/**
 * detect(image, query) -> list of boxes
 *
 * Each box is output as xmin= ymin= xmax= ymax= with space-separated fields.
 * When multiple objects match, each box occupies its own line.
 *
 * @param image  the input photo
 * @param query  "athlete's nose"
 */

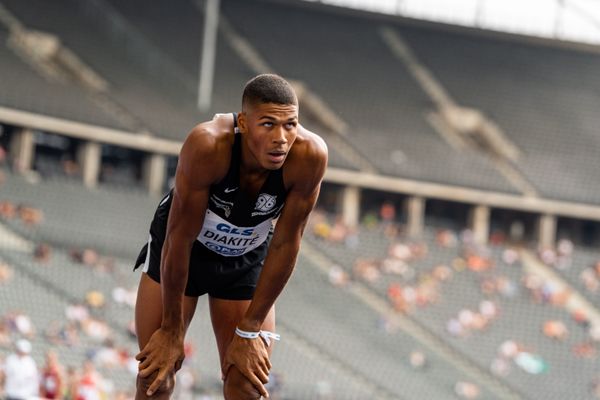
xmin=272 ymin=126 xmax=287 ymax=144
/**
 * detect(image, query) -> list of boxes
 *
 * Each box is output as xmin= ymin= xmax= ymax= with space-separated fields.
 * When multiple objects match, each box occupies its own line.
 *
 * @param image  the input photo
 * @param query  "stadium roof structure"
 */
xmin=303 ymin=0 xmax=600 ymax=45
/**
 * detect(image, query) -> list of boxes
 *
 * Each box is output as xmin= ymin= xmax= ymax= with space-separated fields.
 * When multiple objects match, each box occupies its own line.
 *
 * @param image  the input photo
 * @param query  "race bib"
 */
xmin=197 ymin=209 xmax=272 ymax=257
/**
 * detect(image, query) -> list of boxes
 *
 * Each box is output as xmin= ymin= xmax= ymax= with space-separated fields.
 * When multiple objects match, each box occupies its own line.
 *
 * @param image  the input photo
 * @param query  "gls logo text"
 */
xmin=216 ymin=223 xmax=254 ymax=236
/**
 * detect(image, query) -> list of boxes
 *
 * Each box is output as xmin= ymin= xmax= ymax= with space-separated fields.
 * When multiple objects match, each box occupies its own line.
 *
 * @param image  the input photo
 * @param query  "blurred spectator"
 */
xmin=436 ymin=229 xmax=457 ymax=248
xmin=454 ymin=381 xmax=480 ymax=399
xmin=465 ymin=251 xmax=493 ymax=272
xmin=6 ymin=311 xmax=35 ymax=338
xmin=381 ymin=257 xmax=412 ymax=278
xmin=514 ymin=352 xmax=548 ymax=374
xmin=85 ymin=290 xmax=105 ymax=309
xmin=379 ymin=201 xmax=396 ymax=223
xmin=328 ymin=264 xmax=349 ymax=288
xmin=573 ymin=341 xmax=597 ymax=359
xmin=388 ymin=242 xmax=412 ymax=261
xmin=4 ymin=339 xmax=39 ymax=399
xmin=571 ymin=309 xmax=590 ymax=328
xmin=17 ymin=204 xmax=44 ymax=226
xmin=62 ymin=159 xmax=80 ymax=176
xmin=328 ymin=217 xmax=349 ymax=243
xmin=64 ymin=366 xmax=80 ymax=400
xmin=0 ymin=201 xmax=16 ymax=219
xmin=489 ymin=230 xmax=506 ymax=246
xmin=92 ymin=339 xmax=121 ymax=369
xmin=361 ymin=211 xmax=378 ymax=229
xmin=580 ymin=267 xmax=599 ymax=293
xmin=82 ymin=318 xmax=111 ymax=342
xmin=70 ymin=248 xmax=100 ymax=268
xmin=446 ymin=317 xmax=465 ymax=337
xmin=312 ymin=219 xmax=331 ymax=240
xmin=0 ymin=320 xmax=10 ymax=348
xmin=112 ymin=286 xmax=136 ymax=308
xmin=433 ymin=264 xmax=452 ymax=282
xmin=409 ymin=350 xmax=427 ymax=370
xmin=33 ymin=243 xmax=52 ymax=264
xmin=66 ymin=303 xmax=89 ymax=323
xmin=543 ymin=320 xmax=568 ymax=341
xmin=40 ymin=349 xmax=64 ymax=399
xmin=479 ymin=300 xmax=499 ymax=320
xmin=353 ymin=259 xmax=380 ymax=283
xmin=0 ymin=261 xmax=13 ymax=284
xmin=75 ymin=360 xmax=103 ymax=400
xmin=501 ymin=248 xmax=519 ymax=265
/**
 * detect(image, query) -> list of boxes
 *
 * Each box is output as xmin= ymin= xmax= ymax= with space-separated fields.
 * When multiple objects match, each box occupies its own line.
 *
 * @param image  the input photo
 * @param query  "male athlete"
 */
xmin=133 ymin=74 xmax=328 ymax=399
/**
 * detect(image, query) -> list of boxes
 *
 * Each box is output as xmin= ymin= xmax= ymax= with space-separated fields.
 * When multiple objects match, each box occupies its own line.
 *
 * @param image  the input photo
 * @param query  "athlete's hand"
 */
xmin=223 ymin=333 xmax=271 ymax=398
xmin=136 ymin=328 xmax=185 ymax=397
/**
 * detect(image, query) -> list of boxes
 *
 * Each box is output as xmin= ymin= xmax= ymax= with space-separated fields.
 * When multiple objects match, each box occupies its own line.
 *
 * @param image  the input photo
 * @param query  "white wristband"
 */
xmin=235 ymin=327 xmax=281 ymax=347
xmin=235 ymin=327 xmax=260 ymax=339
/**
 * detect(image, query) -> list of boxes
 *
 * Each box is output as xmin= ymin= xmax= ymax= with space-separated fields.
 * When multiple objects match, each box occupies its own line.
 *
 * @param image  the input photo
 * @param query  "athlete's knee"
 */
xmin=223 ymin=366 xmax=262 ymax=400
xmin=136 ymin=369 xmax=176 ymax=399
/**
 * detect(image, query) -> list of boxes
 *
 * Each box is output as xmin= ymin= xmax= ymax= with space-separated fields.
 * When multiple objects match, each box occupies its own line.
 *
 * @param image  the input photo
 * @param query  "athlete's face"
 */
xmin=239 ymin=102 xmax=299 ymax=170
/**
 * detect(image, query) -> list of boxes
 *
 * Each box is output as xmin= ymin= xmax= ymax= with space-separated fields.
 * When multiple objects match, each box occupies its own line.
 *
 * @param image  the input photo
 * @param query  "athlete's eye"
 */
xmin=262 ymin=122 xmax=273 ymax=128
xmin=284 ymin=122 xmax=297 ymax=129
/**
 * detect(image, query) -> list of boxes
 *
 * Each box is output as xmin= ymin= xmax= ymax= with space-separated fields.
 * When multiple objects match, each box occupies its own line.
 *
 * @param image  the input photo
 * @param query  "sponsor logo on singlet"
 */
xmin=210 ymin=194 xmax=233 ymax=218
xmin=252 ymin=193 xmax=282 ymax=217
xmin=197 ymin=209 xmax=273 ymax=257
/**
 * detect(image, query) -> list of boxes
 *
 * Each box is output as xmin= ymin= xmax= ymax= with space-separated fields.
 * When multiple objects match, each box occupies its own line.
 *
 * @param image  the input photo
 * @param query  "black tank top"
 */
xmin=195 ymin=113 xmax=288 ymax=257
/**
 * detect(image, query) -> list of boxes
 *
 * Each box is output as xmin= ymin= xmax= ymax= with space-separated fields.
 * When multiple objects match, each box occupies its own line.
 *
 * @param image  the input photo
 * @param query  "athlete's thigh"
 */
xmin=208 ymin=297 xmax=276 ymax=365
xmin=135 ymin=272 xmax=199 ymax=349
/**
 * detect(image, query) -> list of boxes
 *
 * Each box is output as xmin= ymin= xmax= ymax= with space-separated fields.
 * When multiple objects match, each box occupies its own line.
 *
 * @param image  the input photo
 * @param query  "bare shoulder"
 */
xmin=179 ymin=114 xmax=236 ymax=186
xmin=284 ymin=125 xmax=328 ymax=190
xmin=289 ymin=125 xmax=327 ymax=165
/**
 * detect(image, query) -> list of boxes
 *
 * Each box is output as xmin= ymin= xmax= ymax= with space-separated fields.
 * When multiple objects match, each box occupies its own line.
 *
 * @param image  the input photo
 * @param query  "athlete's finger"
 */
xmin=135 ymin=348 xmax=149 ymax=361
xmin=258 ymin=360 xmax=270 ymax=378
xmin=138 ymin=364 xmax=155 ymax=378
xmin=266 ymin=357 xmax=272 ymax=370
xmin=256 ymin=368 xmax=269 ymax=384
xmin=147 ymin=368 xmax=168 ymax=397
xmin=138 ymin=356 xmax=152 ymax=371
xmin=247 ymin=373 xmax=269 ymax=398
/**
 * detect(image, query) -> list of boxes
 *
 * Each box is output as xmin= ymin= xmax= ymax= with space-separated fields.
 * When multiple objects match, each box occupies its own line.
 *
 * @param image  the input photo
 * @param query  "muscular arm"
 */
xmin=136 ymin=122 xmax=229 ymax=395
xmin=240 ymin=136 xmax=328 ymax=332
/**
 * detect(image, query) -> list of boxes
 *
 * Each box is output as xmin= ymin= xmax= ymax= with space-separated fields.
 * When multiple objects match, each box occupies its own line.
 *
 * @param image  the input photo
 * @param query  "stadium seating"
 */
xmin=0 ymin=30 xmax=128 ymax=130
xmin=394 ymin=24 xmax=600 ymax=204
xmin=304 ymin=213 xmax=600 ymax=400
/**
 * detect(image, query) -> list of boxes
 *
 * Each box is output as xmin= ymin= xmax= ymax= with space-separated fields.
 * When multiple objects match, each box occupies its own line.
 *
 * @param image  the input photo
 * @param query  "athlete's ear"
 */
xmin=237 ymin=112 xmax=247 ymax=134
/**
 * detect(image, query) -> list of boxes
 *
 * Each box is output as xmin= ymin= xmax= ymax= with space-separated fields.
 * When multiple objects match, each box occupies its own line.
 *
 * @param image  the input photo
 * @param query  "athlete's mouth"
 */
xmin=268 ymin=150 xmax=287 ymax=163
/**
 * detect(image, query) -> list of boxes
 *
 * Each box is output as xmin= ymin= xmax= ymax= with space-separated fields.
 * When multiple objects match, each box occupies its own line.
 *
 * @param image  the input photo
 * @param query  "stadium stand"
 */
xmin=305 ymin=211 xmax=600 ymax=400
xmin=393 ymin=24 xmax=600 ymax=204
xmin=0 ymin=175 xmax=503 ymax=399
xmin=0 ymin=30 xmax=129 ymax=130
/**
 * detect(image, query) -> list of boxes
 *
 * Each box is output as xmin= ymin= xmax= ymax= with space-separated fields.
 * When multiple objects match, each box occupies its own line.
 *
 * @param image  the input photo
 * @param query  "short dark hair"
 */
xmin=242 ymin=74 xmax=298 ymax=110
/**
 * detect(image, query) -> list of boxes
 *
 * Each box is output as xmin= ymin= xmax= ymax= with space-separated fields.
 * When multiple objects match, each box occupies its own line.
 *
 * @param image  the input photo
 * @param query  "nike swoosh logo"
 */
xmin=224 ymin=187 xmax=238 ymax=193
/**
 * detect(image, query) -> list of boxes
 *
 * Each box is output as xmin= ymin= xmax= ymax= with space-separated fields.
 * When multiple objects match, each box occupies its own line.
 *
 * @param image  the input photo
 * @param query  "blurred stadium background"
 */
xmin=1 ymin=0 xmax=600 ymax=398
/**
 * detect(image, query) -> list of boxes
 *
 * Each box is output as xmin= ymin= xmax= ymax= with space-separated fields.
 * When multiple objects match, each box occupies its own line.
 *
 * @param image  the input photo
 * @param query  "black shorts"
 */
xmin=134 ymin=192 xmax=270 ymax=300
